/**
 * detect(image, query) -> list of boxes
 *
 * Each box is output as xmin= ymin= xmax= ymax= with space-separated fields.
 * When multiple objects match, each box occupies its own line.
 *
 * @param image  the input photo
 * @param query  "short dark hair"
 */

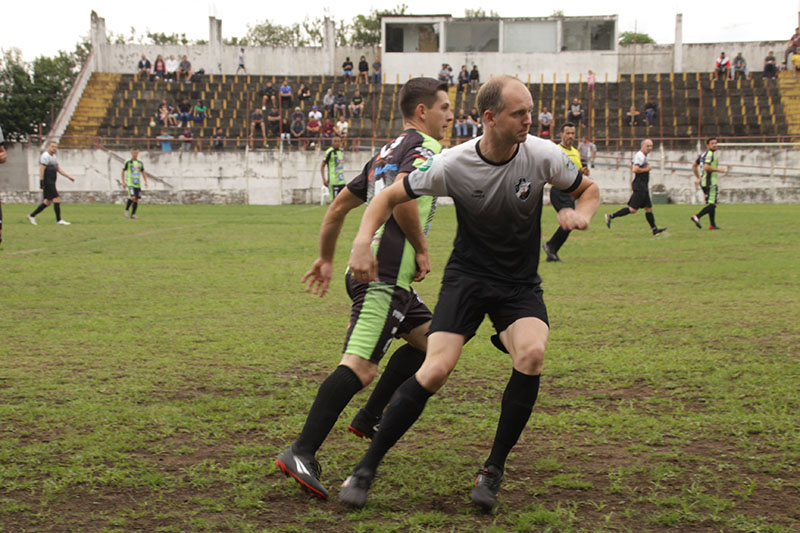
xmin=561 ymin=122 xmax=576 ymax=132
xmin=706 ymin=136 xmax=717 ymax=145
xmin=398 ymin=78 xmax=448 ymax=119
xmin=477 ymin=75 xmax=520 ymax=116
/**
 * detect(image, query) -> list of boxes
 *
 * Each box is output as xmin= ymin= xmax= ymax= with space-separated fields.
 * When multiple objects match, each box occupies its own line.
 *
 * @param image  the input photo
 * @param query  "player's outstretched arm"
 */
xmin=388 ymin=172 xmax=430 ymax=282
xmin=559 ymin=177 xmax=599 ymax=231
xmin=302 ymin=187 xmax=363 ymax=297
xmin=350 ymin=178 xmax=413 ymax=283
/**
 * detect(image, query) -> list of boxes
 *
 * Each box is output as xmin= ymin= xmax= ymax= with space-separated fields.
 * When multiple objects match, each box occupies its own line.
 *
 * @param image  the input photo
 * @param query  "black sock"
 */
xmin=363 ymin=344 xmax=426 ymax=418
xmin=548 ymin=227 xmax=571 ymax=253
xmin=708 ymin=205 xmax=717 ymax=226
xmin=31 ymin=203 xmax=48 ymax=217
xmin=645 ymin=212 xmax=656 ymax=229
xmin=485 ymin=370 xmax=541 ymax=471
xmin=611 ymin=207 xmax=630 ymax=219
xmin=293 ymin=365 xmax=364 ymax=457
xmin=54 ymin=203 xmax=61 ymax=221
xmin=132 ymin=202 xmax=139 ymax=215
xmin=125 ymin=199 xmax=132 ymax=211
xmin=696 ymin=204 xmax=714 ymax=219
xmin=357 ymin=375 xmax=433 ymax=473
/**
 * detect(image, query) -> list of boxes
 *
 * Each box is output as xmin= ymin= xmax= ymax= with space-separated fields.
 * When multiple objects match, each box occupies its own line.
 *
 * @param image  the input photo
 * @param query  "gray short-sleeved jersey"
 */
xmin=405 ymin=135 xmax=581 ymax=285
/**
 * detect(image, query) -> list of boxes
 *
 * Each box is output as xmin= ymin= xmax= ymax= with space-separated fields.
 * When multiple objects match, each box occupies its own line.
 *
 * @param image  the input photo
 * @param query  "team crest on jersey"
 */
xmin=562 ymin=151 xmax=578 ymax=174
xmin=418 ymin=157 xmax=434 ymax=172
xmin=515 ymin=178 xmax=531 ymax=200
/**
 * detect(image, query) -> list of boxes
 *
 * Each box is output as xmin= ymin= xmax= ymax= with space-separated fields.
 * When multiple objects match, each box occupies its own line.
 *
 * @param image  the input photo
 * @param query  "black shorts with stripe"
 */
xmin=627 ymin=189 xmax=652 ymax=209
xmin=128 ymin=186 xmax=142 ymax=199
xmin=43 ymin=178 xmax=59 ymax=200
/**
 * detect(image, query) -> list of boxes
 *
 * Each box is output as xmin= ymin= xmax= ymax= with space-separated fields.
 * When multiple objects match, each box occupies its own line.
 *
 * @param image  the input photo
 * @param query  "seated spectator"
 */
xmin=357 ymin=56 xmax=369 ymax=84
xmin=342 ymin=57 xmax=354 ymax=84
xmin=178 ymin=55 xmax=192 ymax=81
xmin=308 ymin=105 xmax=322 ymax=123
xmin=306 ymin=115 xmax=321 ymax=147
xmin=587 ymin=69 xmax=596 ymax=91
xmin=786 ymin=27 xmax=800 ymax=69
xmin=212 ymin=128 xmax=224 ymax=151
xmin=371 ymin=56 xmax=382 ymax=84
xmin=320 ymin=117 xmax=334 ymax=145
xmin=467 ymin=107 xmax=481 ymax=138
xmin=644 ymin=96 xmax=657 ymax=127
xmin=469 ymin=65 xmax=480 ymax=93
xmin=349 ymin=90 xmax=364 ymax=117
xmin=250 ymin=108 xmax=266 ymax=145
xmin=733 ymin=53 xmax=750 ymax=80
xmin=290 ymin=117 xmax=307 ymax=149
xmin=438 ymin=63 xmax=449 ymax=84
xmin=157 ymin=129 xmax=173 ymax=152
xmin=137 ymin=55 xmax=151 ymax=79
xmin=280 ymin=117 xmax=291 ymax=145
xmin=457 ymin=65 xmax=469 ymax=93
xmin=165 ymin=55 xmax=179 ymax=81
xmin=322 ymin=88 xmax=335 ymax=117
xmin=180 ymin=128 xmax=194 ymax=151
xmin=279 ymin=79 xmax=292 ymax=110
xmin=438 ymin=64 xmax=454 ymax=86
xmin=626 ymin=105 xmax=641 ymax=126
xmin=297 ymin=83 xmax=311 ymax=103
xmin=567 ymin=98 xmax=584 ymax=125
xmin=764 ymin=51 xmax=778 ymax=79
xmin=192 ymin=100 xmax=210 ymax=122
xmin=333 ymin=89 xmax=347 ymax=118
xmin=291 ymin=106 xmax=305 ymax=124
xmin=267 ymin=106 xmax=281 ymax=137
xmin=715 ymin=52 xmax=730 ymax=80
xmin=537 ymin=106 xmax=552 ymax=138
xmin=177 ymin=99 xmax=193 ymax=126
xmin=334 ymin=117 xmax=349 ymax=140
xmin=153 ymin=55 xmax=166 ymax=79
xmin=157 ymin=100 xmax=178 ymax=127
xmin=454 ymin=108 xmax=468 ymax=139
xmin=262 ymin=81 xmax=276 ymax=110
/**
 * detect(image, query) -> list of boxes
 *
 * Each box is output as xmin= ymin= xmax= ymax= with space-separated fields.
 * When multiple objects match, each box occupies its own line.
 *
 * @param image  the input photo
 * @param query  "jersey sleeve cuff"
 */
xmin=403 ymin=174 xmax=421 ymax=199
xmin=560 ymin=172 xmax=583 ymax=193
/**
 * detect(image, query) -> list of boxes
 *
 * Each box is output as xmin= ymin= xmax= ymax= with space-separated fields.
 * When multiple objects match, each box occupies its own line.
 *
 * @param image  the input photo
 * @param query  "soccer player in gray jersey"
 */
xmin=339 ymin=76 xmax=600 ymax=512
xmin=603 ymin=139 xmax=666 ymax=235
xmin=275 ymin=78 xmax=453 ymax=500
xmin=28 ymin=141 xmax=76 ymax=226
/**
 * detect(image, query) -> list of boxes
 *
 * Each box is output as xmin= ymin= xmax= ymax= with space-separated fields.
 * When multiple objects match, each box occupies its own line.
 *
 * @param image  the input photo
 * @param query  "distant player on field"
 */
xmin=691 ymin=137 xmax=726 ymax=230
xmin=275 ymin=78 xmax=453 ymax=500
xmin=122 ymin=148 xmax=149 ymax=219
xmin=604 ymin=138 xmax=666 ymax=235
xmin=28 ymin=141 xmax=76 ymax=226
xmin=320 ymin=137 xmax=345 ymax=202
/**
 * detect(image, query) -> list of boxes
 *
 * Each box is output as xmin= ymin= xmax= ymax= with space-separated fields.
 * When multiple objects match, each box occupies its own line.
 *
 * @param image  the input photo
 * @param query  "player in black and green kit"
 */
xmin=122 ymin=148 xmax=148 ymax=219
xmin=275 ymin=78 xmax=453 ymax=500
xmin=321 ymin=137 xmax=346 ymax=202
xmin=691 ymin=137 xmax=726 ymax=230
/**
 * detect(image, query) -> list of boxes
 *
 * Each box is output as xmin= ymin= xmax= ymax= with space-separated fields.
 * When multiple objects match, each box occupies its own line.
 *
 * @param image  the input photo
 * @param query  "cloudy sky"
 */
xmin=3 ymin=0 xmax=798 ymax=61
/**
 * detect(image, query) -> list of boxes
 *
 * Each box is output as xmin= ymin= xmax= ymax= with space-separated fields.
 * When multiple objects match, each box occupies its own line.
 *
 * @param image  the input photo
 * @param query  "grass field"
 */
xmin=1 ymin=201 xmax=798 ymax=532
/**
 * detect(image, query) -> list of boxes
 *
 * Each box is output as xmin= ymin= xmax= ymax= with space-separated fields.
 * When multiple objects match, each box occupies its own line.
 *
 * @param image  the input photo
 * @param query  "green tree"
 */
xmin=464 ymin=8 xmax=499 ymax=17
xmin=619 ymin=31 xmax=656 ymax=45
xmin=349 ymin=4 xmax=408 ymax=47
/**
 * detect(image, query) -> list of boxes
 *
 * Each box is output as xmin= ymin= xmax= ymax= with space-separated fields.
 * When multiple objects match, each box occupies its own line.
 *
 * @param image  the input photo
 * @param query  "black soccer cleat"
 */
xmin=338 ymin=467 xmax=375 ymax=508
xmin=652 ymin=227 xmax=667 ymax=236
xmin=604 ymin=213 xmax=612 ymax=228
xmin=348 ymin=408 xmax=381 ymax=440
xmin=542 ymin=241 xmax=561 ymax=262
xmin=471 ymin=464 xmax=503 ymax=513
xmin=691 ymin=215 xmax=702 ymax=229
xmin=275 ymin=446 xmax=329 ymax=499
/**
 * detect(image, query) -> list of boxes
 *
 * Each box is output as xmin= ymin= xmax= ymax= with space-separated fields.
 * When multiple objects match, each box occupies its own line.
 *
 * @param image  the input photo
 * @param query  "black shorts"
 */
xmin=430 ymin=274 xmax=548 ymax=340
xmin=128 ymin=186 xmax=142 ymax=199
xmin=343 ymin=272 xmax=432 ymax=363
xmin=329 ymin=184 xmax=345 ymax=201
xmin=43 ymin=179 xmax=59 ymax=200
xmin=628 ymin=189 xmax=652 ymax=209
xmin=549 ymin=187 xmax=575 ymax=212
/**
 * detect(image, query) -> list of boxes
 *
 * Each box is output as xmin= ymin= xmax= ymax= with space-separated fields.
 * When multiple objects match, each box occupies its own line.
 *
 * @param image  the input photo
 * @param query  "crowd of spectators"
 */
xmin=137 ymin=54 xmax=198 ymax=82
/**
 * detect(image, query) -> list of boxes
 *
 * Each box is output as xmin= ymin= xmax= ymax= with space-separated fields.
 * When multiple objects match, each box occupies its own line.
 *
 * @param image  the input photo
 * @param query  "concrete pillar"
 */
xmin=323 ymin=17 xmax=335 ymax=76
xmin=673 ymin=13 xmax=683 ymax=73
xmin=208 ymin=16 xmax=223 ymax=74
xmin=90 ymin=11 xmax=108 ymax=72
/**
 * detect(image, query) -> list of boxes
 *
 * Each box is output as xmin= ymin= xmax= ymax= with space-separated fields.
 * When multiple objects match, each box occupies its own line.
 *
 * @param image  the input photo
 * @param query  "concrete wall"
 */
xmin=0 ymin=145 xmax=29 ymax=190
xmin=619 ymin=41 xmax=784 ymax=74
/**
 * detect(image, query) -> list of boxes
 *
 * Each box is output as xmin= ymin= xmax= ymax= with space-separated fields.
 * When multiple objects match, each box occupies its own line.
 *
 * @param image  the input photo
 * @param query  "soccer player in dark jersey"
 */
xmin=28 ymin=141 xmax=76 ymax=226
xmin=603 ymin=139 xmax=666 ymax=235
xmin=122 ymin=148 xmax=149 ymax=219
xmin=542 ymin=122 xmax=591 ymax=262
xmin=691 ymin=137 xmax=727 ymax=230
xmin=275 ymin=78 xmax=453 ymax=500
xmin=339 ymin=76 xmax=599 ymax=512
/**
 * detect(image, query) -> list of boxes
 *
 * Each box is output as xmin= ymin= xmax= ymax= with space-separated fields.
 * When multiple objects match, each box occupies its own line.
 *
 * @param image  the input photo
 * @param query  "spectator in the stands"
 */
xmin=153 ymin=55 xmax=166 ymax=79
xmin=334 ymin=116 xmax=349 ymax=142
xmin=567 ymin=97 xmax=584 ymax=125
xmin=349 ymin=89 xmax=364 ymax=117
xmin=764 ymin=51 xmax=778 ymax=79
xmin=267 ymin=106 xmax=281 ymax=138
xmin=467 ymin=106 xmax=481 ymax=138
xmin=454 ymin=108 xmax=468 ymax=139
xmin=320 ymin=117 xmax=334 ymax=146
xmin=180 ymin=128 xmax=194 ymax=151
xmin=357 ymin=56 xmax=369 ymax=84
xmin=578 ymin=136 xmax=597 ymax=168
xmin=333 ymin=89 xmax=347 ymax=118
xmin=342 ymin=57 xmax=354 ymax=84
xmin=297 ymin=83 xmax=311 ymax=103
xmin=644 ymin=96 xmax=657 ymax=127
xmin=626 ymin=105 xmax=641 ymax=126
xmin=279 ymin=79 xmax=292 ymax=110
xmin=137 ymin=55 xmax=151 ymax=79
xmin=786 ymin=27 xmax=800 ymax=69
xmin=715 ymin=52 xmax=730 ymax=80
xmin=177 ymin=99 xmax=193 ymax=126
xmin=587 ymin=69 xmax=596 ymax=91
xmin=157 ymin=100 xmax=178 ymax=127
xmin=250 ymin=108 xmax=266 ymax=145
xmin=178 ymin=55 xmax=192 ymax=81
xmin=733 ymin=52 xmax=750 ymax=80
xmin=212 ymin=128 xmax=224 ymax=151
xmin=291 ymin=107 xmax=305 ymax=124
xmin=165 ymin=55 xmax=179 ymax=81
xmin=192 ymin=100 xmax=210 ymax=123
xmin=262 ymin=80 xmax=276 ymax=110
xmin=537 ymin=106 xmax=552 ymax=138
xmin=290 ymin=116 xmax=307 ymax=149
xmin=322 ymin=88 xmax=335 ymax=117
xmin=372 ymin=56 xmax=382 ymax=84
xmin=306 ymin=114 xmax=321 ymax=146
xmin=308 ymin=105 xmax=322 ymax=123
xmin=157 ymin=129 xmax=173 ymax=152
xmin=457 ymin=65 xmax=470 ymax=93
xmin=469 ymin=64 xmax=480 ymax=93
xmin=280 ymin=116 xmax=291 ymax=145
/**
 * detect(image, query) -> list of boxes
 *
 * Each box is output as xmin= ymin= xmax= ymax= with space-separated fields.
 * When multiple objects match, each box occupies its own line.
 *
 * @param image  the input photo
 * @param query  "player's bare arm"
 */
xmin=558 ymin=177 xmax=599 ymax=230
xmin=302 ymin=187 xmax=363 ymax=297
xmin=320 ymin=161 xmax=329 ymax=187
xmin=349 ymin=178 xmax=413 ymax=282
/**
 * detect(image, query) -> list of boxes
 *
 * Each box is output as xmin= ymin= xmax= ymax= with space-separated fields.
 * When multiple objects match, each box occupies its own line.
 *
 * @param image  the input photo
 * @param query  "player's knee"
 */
xmin=628 ymin=207 xmax=638 ymax=214
xmin=418 ymin=359 xmax=453 ymax=391
xmin=514 ymin=342 xmax=546 ymax=374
